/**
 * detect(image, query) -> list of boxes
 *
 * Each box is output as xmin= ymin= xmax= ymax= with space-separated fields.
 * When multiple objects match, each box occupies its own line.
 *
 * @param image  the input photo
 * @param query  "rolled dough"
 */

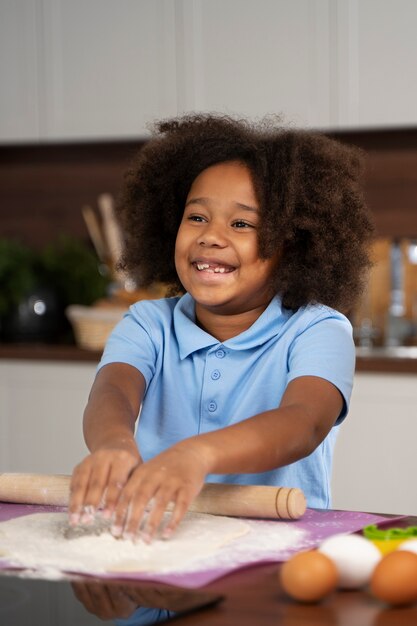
xmin=0 ymin=511 xmax=250 ymax=576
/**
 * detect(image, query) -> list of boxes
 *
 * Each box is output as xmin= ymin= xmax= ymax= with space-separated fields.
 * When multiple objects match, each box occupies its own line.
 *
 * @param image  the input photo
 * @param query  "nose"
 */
xmin=197 ymin=220 xmax=227 ymax=247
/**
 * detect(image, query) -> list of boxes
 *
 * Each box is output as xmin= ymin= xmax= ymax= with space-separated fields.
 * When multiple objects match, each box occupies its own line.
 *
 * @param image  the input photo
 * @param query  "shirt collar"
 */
xmin=174 ymin=293 xmax=291 ymax=359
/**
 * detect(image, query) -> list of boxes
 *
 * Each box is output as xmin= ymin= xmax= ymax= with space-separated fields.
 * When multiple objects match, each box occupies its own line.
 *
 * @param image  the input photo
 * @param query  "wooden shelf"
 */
xmin=355 ymin=353 xmax=417 ymax=374
xmin=0 ymin=343 xmax=101 ymax=362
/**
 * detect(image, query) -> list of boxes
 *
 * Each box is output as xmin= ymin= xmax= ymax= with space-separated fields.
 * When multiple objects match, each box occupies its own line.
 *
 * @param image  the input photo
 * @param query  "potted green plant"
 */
xmin=0 ymin=236 xmax=109 ymax=343
xmin=0 ymin=239 xmax=37 ymax=318
xmin=39 ymin=235 xmax=110 ymax=309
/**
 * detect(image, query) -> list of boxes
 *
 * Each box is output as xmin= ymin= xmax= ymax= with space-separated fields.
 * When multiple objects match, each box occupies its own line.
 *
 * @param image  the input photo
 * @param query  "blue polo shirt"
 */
xmin=99 ymin=293 xmax=355 ymax=509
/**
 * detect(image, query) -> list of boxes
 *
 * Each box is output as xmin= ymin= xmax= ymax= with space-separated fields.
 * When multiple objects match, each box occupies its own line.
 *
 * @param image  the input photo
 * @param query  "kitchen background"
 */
xmin=0 ymin=0 xmax=416 ymax=515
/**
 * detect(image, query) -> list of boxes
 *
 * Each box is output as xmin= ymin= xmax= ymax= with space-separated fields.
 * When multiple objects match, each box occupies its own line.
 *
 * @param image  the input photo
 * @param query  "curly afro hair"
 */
xmin=117 ymin=114 xmax=373 ymax=313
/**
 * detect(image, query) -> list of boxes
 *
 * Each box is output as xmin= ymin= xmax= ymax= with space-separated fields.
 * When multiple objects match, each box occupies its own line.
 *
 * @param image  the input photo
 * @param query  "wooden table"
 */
xmin=170 ymin=514 xmax=417 ymax=625
xmin=174 ymin=562 xmax=416 ymax=625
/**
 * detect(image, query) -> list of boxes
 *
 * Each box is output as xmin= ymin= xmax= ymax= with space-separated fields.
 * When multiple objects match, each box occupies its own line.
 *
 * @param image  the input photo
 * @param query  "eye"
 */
xmin=186 ymin=214 xmax=206 ymax=223
xmin=232 ymin=220 xmax=254 ymax=229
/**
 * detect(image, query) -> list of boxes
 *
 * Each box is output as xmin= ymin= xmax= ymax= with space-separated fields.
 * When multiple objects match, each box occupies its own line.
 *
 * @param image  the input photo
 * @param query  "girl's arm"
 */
xmin=112 ymin=375 xmax=342 ymax=541
xmin=191 ymin=374 xmax=343 ymax=475
xmin=68 ymin=362 xmax=145 ymax=525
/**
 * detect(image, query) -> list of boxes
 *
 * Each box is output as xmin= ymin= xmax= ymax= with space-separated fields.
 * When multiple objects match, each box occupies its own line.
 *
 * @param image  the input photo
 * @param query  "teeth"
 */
xmin=195 ymin=262 xmax=232 ymax=273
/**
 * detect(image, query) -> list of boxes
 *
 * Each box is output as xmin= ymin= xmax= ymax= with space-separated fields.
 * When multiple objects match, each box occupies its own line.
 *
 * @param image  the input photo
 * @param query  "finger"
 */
xmin=112 ymin=495 xmax=148 ymax=541
xmin=99 ymin=480 xmax=123 ymax=520
xmin=69 ymin=462 xmax=93 ymax=525
xmin=79 ymin=463 xmax=111 ymax=524
xmin=85 ymin=583 xmax=116 ymax=620
xmin=161 ymin=488 xmax=190 ymax=540
xmin=111 ymin=478 xmax=155 ymax=540
xmin=71 ymin=582 xmax=91 ymax=607
xmin=141 ymin=487 xmax=176 ymax=542
xmin=106 ymin=586 xmax=138 ymax=619
xmin=71 ymin=583 xmax=102 ymax=617
xmin=102 ymin=466 xmax=136 ymax=518
xmin=92 ymin=585 xmax=124 ymax=620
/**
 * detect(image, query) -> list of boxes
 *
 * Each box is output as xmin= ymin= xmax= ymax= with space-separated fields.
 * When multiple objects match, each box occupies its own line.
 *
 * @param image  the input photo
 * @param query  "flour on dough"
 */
xmin=0 ymin=511 xmax=250 ymax=576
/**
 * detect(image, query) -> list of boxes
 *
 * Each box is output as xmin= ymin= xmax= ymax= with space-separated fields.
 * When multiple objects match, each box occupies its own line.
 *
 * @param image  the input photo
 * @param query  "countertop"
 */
xmin=1 ymin=513 xmax=416 ymax=625
xmin=1 ymin=343 xmax=417 ymax=374
xmin=354 ymin=346 xmax=417 ymax=374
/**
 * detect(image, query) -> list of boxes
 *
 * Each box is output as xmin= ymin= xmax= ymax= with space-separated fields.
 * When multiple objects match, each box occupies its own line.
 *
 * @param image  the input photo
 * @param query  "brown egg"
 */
xmin=280 ymin=550 xmax=338 ymax=603
xmin=370 ymin=550 xmax=417 ymax=606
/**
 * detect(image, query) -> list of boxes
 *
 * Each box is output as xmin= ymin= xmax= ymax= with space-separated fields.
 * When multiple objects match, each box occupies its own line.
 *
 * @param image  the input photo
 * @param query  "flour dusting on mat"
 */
xmin=0 ymin=511 xmax=306 ymax=578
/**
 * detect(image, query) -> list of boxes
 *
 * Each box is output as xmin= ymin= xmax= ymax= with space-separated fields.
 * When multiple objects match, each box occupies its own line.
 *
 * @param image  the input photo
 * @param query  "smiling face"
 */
xmin=175 ymin=161 xmax=279 ymax=336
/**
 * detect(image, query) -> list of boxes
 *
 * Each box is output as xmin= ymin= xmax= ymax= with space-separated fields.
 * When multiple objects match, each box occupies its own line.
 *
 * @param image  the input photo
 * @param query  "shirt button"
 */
xmin=211 ymin=369 xmax=221 ymax=380
xmin=208 ymin=401 xmax=217 ymax=412
xmin=215 ymin=349 xmax=225 ymax=359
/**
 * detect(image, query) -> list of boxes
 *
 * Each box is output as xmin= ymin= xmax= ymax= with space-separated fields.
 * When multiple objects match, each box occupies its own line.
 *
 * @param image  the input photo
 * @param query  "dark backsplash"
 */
xmin=1 ymin=128 xmax=417 ymax=250
xmin=0 ymin=139 xmax=144 ymax=249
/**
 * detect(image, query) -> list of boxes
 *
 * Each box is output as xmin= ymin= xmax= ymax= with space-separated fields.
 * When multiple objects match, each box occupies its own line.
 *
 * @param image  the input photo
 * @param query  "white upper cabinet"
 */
xmin=333 ymin=0 xmax=417 ymax=129
xmin=40 ymin=0 xmax=178 ymax=139
xmin=174 ymin=0 xmax=331 ymax=128
xmin=1 ymin=0 xmax=417 ymax=142
xmin=0 ymin=0 xmax=40 ymax=141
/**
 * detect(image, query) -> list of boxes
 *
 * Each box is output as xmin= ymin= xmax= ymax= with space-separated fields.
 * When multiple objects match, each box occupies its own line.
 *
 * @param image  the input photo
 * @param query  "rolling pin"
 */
xmin=0 ymin=473 xmax=306 ymax=520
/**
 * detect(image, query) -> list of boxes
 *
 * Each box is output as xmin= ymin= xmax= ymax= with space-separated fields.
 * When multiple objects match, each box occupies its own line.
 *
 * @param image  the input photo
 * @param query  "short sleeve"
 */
xmin=97 ymin=305 xmax=158 ymax=388
xmin=287 ymin=313 xmax=355 ymax=423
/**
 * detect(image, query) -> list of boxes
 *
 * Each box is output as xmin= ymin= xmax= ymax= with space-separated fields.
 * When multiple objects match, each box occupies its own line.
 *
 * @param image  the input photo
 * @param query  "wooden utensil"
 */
xmin=0 ymin=474 xmax=306 ymax=520
xmin=82 ymin=204 xmax=108 ymax=264
xmin=97 ymin=194 xmax=124 ymax=267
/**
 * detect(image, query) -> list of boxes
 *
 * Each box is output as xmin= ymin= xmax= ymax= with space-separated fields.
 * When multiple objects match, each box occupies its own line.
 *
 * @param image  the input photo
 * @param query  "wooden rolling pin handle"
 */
xmin=275 ymin=486 xmax=307 ymax=520
xmin=188 ymin=483 xmax=306 ymax=520
xmin=0 ymin=473 xmax=71 ymax=507
xmin=0 ymin=474 xmax=306 ymax=520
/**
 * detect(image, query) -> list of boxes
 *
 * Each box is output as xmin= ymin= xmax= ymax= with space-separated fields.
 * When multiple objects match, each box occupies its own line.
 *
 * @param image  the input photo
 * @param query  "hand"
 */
xmin=71 ymin=580 xmax=201 ymax=618
xmin=111 ymin=441 xmax=211 ymax=542
xmin=69 ymin=443 xmax=141 ymax=526
xmin=71 ymin=581 xmax=139 ymax=620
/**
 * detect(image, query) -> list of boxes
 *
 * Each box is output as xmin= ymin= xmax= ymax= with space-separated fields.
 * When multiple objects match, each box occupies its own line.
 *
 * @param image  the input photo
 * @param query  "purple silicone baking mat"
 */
xmin=0 ymin=503 xmax=406 ymax=588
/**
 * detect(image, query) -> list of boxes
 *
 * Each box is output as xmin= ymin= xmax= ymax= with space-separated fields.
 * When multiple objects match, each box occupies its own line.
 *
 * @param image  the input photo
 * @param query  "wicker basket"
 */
xmin=66 ymin=305 xmax=127 ymax=351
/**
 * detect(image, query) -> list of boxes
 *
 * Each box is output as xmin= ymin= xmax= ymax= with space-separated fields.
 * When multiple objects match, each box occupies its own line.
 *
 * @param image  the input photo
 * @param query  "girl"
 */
xmin=69 ymin=114 xmax=373 ymax=543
